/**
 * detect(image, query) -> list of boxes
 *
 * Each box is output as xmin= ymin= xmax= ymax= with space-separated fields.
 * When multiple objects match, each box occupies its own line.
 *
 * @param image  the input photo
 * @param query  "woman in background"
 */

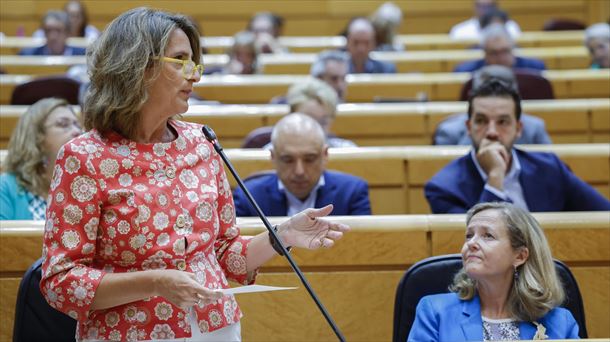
xmin=0 ymin=98 xmax=82 ymax=220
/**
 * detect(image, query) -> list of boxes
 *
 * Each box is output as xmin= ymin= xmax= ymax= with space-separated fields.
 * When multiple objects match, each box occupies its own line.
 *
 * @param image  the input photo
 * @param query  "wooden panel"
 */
xmin=2 ymin=212 xmax=609 ymax=339
xmin=0 ymin=31 xmax=589 ymax=55
xmin=369 ymin=188 xmax=406 ymax=215
xmin=0 ymin=224 xmax=43 ymax=272
xmin=572 ymin=267 xmax=610 ymax=338
xmin=591 ymin=110 xmax=610 ymax=132
xmin=0 ymin=0 xmax=603 ymax=37
xmin=2 ymin=71 xmax=608 ymax=105
xmin=429 ymin=212 xmax=610 ymax=261
xmin=3 ymin=99 xmax=607 ymax=148
xmin=0 ymin=278 xmax=20 ymax=342
xmin=238 ymin=271 xmax=403 ymax=342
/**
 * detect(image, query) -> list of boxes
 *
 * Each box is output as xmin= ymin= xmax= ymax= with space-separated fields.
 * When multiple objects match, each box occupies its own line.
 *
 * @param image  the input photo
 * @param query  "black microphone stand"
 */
xmin=202 ymin=125 xmax=346 ymax=342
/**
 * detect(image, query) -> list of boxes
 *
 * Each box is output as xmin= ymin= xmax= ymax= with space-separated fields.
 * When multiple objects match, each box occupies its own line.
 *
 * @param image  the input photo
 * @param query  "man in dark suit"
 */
xmin=19 ymin=11 xmax=86 ymax=56
xmin=233 ymin=113 xmax=371 ymax=217
xmin=345 ymin=18 xmax=396 ymax=74
xmin=425 ymin=79 xmax=610 ymax=214
xmin=454 ymin=23 xmax=544 ymax=73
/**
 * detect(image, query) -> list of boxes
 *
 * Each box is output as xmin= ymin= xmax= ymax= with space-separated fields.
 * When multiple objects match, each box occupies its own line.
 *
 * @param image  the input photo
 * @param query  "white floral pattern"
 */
xmin=41 ymin=121 xmax=254 ymax=340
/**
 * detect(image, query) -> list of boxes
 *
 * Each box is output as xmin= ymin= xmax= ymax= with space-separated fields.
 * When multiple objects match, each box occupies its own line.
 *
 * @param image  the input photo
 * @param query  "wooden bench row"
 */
xmin=223 ymin=144 xmax=610 ymax=214
xmin=1 ymin=69 xmax=609 ymax=105
xmin=0 ymin=46 xmax=593 ymax=76
xmin=0 ymin=30 xmax=588 ymax=55
xmin=1 ymin=0 xmax=607 ymax=36
xmin=2 ymin=98 xmax=609 ymax=149
xmin=4 ymin=144 xmax=606 ymax=214
xmin=1 ymin=211 xmax=608 ymax=340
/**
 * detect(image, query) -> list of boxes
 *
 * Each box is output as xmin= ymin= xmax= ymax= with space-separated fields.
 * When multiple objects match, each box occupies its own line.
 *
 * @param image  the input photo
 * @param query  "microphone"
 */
xmin=201 ymin=125 xmax=346 ymax=342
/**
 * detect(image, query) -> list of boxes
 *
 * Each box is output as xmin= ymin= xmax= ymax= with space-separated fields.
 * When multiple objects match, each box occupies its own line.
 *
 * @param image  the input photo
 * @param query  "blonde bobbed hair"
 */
xmin=450 ymin=202 xmax=565 ymax=322
xmin=84 ymin=7 xmax=201 ymax=140
xmin=4 ymin=98 xmax=72 ymax=196
xmin=287 ymin=78 xmax=338 ymax=118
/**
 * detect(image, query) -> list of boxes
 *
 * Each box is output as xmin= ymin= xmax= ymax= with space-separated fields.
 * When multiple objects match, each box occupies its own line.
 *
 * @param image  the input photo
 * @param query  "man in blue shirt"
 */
xmin=454 ymin=23 xmax=544 ymax=73
xmin=425 ymin=79 xmax=610 ymax=213
xmin=19 ymin=11 xmax=86 ymax=56
xmin=345 ymin=18 xmax=396 ymax=74
xmin=233 ymin=113 xmax=371 ymax=217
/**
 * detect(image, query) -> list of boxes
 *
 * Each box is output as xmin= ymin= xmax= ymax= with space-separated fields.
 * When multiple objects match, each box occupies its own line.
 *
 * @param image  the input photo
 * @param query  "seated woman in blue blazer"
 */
xmin=409 ymin=202 xmax=579 ymax=341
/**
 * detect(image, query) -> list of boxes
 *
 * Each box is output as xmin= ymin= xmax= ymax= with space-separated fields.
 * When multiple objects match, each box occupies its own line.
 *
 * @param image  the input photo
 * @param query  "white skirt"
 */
xmin=82 ymin=307 xmax=241 ymax=342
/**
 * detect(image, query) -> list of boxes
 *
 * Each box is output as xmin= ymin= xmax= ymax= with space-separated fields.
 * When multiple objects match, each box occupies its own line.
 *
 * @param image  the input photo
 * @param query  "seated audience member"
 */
xmin=286 ymin=78 xmax=356 ymax=147
xmin=264 ymin=78 xmax=356 ymax=148
xmin=21 ymin=10 xmax=87 ymax=56
xmin=33 ymin=1 xmax=99 ymax=41
xmin=345 ymin=17 xmax=396 ymax=73
xmin=584 ymin=23 xmax=610 ymax=69
xmin=454 ymin=23 xmax=545 ymax=73
xmin=206 ymin=31 xmax=260 ymax=74
xmin=370 ymin=2 xmax=404 ymax=51
xmin=233 ymin=113 xmax=371 ymax=217
xmin=409 ymin=202 xmax=579 ymax=341
xmin=434 ymin=65 xmax=551 ymax=145
xmin=425 ymin=80 xmax=610 ymax=214
xmin=247 ymin=11 xmax=287 ymax=54
xmin=450 ymin=0 xmax=521 ymax=40
xmin=310 ymin=50 xmax=350 ymax=102
xmin=0 ymin=98 xmax=82 ymax=220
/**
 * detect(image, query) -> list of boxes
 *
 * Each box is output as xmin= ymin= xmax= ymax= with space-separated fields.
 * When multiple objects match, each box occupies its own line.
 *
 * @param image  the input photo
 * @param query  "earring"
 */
xmin=513 ymin=265 xmax=519 ymax=281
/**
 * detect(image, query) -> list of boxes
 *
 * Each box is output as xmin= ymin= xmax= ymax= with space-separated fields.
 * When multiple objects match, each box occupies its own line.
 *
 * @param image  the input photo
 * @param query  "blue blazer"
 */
xmin=18 ymin=45 xmax=86 ymax=56
xmin=348 ymin=57 xmax=396 ymax=74
xmin=454 ymin=56 xmax=546 ymax=73
xmin=433 ymin=113 xmax=552 ymax=145
xmin=408 ymin=293 xmax=579 ymax=342
xmin=232 ymin=170 xmax=371 ymax=216
xmin=425 ymin=149 xmax=610 ymax=213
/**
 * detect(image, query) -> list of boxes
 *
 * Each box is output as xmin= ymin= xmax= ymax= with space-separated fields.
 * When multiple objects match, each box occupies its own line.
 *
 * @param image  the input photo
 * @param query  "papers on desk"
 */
xmin=219 ymin=285 xmax=297 ymax=296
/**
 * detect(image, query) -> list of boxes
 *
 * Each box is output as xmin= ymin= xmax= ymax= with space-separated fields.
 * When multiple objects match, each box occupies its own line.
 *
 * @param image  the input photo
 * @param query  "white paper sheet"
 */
xmin=219 ymin=285 xmax=297 ymax=296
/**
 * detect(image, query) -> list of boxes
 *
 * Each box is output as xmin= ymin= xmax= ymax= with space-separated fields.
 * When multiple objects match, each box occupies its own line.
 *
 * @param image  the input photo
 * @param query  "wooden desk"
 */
xmin=188 ymin=70 xmax=610 ymax=104
xmin=1 ymin=144 xmax=607 ymax=214
xmin=221 ymin=144 xmax=610 ymax=215
xmin=0 ymin=46 xmax=591 ymax=76
xmin=2 ymin=98 xmax=608 ymax=149
xmin=2 ymin=70 xmax=608 ymax=105
xmin=0 ymin=31 xmax=588 ymax=55
xmin=259 ymin=47 xmax=590 ymax=74
xmin=1 ymin=0 xmax=605 ymax=37
xmin=1 ymin=212 xmax=608 ymax=340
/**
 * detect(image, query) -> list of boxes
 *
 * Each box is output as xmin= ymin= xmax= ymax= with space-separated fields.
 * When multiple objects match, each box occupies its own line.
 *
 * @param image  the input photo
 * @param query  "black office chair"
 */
xmin=10 ymin=76 xmax=81 ymax=105
xmin=13 ymin=257 xmax=77 ymax=342
xmin=392 ymin=254 xmax=587 ymax=342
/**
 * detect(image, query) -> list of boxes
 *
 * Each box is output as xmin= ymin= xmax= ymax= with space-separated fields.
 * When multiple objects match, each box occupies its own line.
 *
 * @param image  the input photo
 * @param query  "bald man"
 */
xmin=232 ymin=113 xmax=371 ymax=217
xmin=346 ymin=17 xmax=396 ymax=74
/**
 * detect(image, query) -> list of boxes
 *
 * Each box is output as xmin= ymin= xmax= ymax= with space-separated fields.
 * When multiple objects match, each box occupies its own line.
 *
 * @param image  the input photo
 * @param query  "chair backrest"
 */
xmin=392 ymin=254 xmax=588 ymax=342
xmin=241 ymin=126 xmax=274 ymax=148
xmin=459 ymin=70 xmax=555 ymax=101
xmin=10 ymin=76 xmax=81 ymax=105
xmin=543 ymin=18 xmax=586 ymax=31
xmin=13 ymin=257 xmax=77 ymax=342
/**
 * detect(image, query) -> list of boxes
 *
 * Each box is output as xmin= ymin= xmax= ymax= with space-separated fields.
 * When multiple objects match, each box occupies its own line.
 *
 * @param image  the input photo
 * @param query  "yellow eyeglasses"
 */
xmin=160 ymin=57 xmax=204 ymax=79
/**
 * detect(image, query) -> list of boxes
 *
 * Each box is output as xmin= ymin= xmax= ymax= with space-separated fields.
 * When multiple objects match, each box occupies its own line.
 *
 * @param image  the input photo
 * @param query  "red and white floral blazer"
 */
xmin=41 ymin=120 xmax=255 ymax=341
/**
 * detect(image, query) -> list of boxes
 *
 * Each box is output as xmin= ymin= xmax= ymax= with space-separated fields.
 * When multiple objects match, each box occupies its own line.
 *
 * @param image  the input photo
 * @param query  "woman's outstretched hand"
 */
xmin=279 ymin=204 xmax=350 ymax=249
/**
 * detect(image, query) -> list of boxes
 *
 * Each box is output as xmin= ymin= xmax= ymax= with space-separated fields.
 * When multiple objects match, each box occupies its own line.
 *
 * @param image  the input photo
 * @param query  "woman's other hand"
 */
xmin=279 ymin=204 xmax=351 ymax=249
xmin=153 ymin=270 xmax=223 ymax=310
